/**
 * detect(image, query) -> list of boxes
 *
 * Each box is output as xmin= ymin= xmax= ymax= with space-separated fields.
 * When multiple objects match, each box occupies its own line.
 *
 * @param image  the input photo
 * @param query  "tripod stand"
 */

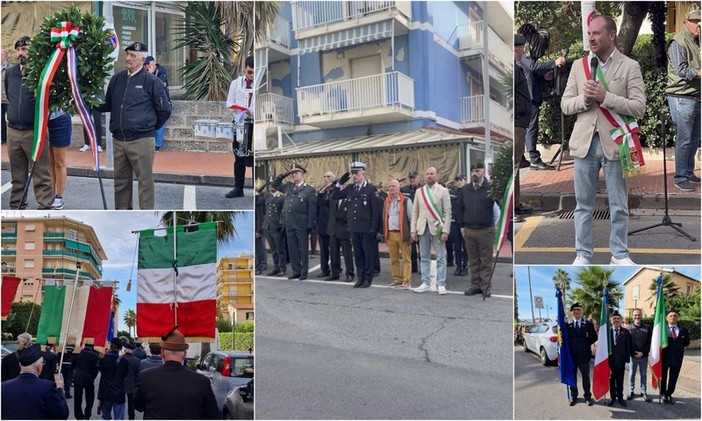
xmin=628 ymin=114 xmax=696 ymax=241
xmin=548 ymin=64 xmax=568 ymax=170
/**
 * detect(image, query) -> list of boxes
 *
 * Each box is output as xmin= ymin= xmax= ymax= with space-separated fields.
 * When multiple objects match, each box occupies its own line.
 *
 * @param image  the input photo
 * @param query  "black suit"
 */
xmin=567 ymin=318 xmax=598 ymax=400
xmin=134 ymin=361 xmax=219 ymax=419
xmin=255 ymin=195 xmax=267 ymax=272
xmin=73 ymin=348 xmax=99 ymax=420
xmin=609 ymin=327 xmax=634 ymax=399
xmin=661 ymin=324 xmax=690 ymax=398
xmin=328 ymin=197 xmax=354 ymax=278
xmin=316 ymin=188 xmax=333 ymax=275
xmin=1 ymin=352 xmax=20 ymax=382
xmin=262 ymin=192 xmax=286 ymax=270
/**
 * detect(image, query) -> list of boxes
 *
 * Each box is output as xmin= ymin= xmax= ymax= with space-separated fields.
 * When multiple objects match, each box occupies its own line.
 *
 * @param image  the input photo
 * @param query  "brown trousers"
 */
xmin=386 ymin=231 xmax=411 ymax=283
xmin=463 ymin=226 xmax=494 ymax=291
xmin=7 ymin=127 xmax=53 ymax=209
xmin=113 ymin=137 xmax=155 ymax=210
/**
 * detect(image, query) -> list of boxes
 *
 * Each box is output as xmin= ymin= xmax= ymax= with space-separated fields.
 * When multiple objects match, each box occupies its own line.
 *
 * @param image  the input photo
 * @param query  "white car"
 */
xmin=522 ymin=322 xmax=559 ymax=366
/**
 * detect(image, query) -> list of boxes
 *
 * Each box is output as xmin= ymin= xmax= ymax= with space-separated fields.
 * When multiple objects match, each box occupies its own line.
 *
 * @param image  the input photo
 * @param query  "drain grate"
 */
xmin=559 ymin=209 xmax=610 ymax=220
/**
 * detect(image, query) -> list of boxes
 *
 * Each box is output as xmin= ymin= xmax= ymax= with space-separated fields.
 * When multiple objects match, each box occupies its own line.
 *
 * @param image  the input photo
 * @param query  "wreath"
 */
xmin=24 ymin=6 xmax=113 ymax=114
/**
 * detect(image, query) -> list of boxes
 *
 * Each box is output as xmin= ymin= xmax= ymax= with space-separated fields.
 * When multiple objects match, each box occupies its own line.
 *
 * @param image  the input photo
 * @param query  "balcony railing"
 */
xmin=1 ymin=232 xmax=17 ymax=238
xmin=297 ymin=71 xmax=414 ymax=118
xmin=2 ymin=250 xmax=16 ymax=255
xmin=457 ymin=21 xmax=511 ymax=71
xmin=43 ymin=249 xmax=102 ymax=271
xmin=293 ymin=0 xmax=397 ymax=31
xmin=460 ymin=95 xmax=512 ymax=136
xmin=270 ymin=16 xmax=291 ymax=48
xmin=255 ymin=93 xmax=295 ymax=126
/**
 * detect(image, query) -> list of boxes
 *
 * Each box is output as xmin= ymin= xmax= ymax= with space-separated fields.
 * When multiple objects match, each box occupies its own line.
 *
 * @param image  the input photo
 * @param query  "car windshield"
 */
xmin=231 ymin=357 xmax=254 ymax=378
xmin=3 ymin=343 xmax=18 ymax=353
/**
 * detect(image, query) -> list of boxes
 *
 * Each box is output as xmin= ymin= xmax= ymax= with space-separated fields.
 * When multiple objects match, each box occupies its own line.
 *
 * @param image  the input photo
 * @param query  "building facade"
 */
xmin=1 ymin=217 xmax=108 ymax=304
xmin=255 ymin=0 xmax=513 ymax=186
xmin=216 ymin=255 xmax=254 ymax=324
xmin=623 ymin=267 xmax=700 ymax=317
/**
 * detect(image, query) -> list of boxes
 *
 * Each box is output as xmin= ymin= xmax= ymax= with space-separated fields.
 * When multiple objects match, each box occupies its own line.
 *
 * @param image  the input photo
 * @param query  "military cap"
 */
xmin=18 ymin=343 xmax=42 ymax=366
xmin=611 ymin=310 xmax=621 ymax=318
xmin=570 ymin=302 xmax=583 ymax=311
xmin=350 ymin=162 xmax=367 ymax=172
xmin=290 ymin=163 xmax=306 ymax=174
xmin=455 ymin=173 xmax=467 ymax=181
xmin=125 ymin=42 xmax=148 ymax=52
xmin=15 ymin=36 xmax=30 ymax=49
xmin=470 ymin=162 xmax=485 ymax=170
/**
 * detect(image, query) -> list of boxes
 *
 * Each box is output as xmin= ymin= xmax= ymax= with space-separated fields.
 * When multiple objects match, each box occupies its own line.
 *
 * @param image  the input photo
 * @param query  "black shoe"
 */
xmin=288 ymin=273 xmax=300 ymax=280
xmin=345 ymin=275 xmax=354 ymax=283
xmin=225 ymin=187 xmax=245 ymax=198
xmin=453 ymin=268 xmax=461 ymax=276
xmin=587 ymin=398 xmax=594 ymax=406
xmin=642 ymin=392 xmax=651 ymax=403
xmin=607 ymin=398 xmax=615 ymax=406
xmin=530 ymin=159 xmax=555 ymax=170
xmin=267 ymin=268 xmax=281 ymax=276
xmin=515 ymin=204 xmax=533 ymax=215
xmin=447 ymin=261 xmax=454 ymax=267
xmin=675 ymin=180 xmax=695 ymax=191
xmin=688 ymin=175 xmax=701 ymax=183
xmin=279 ymin=266 xmax=287 ymax=276
xmin=353 ymin=278 xmax=364 ymax=288
xmin=569 ymin=398 xmax=576 ymax=406
xmin=373 ymin=270 xmax=380 ymax=277
xmin=464 ymin=288 xmax=482 ymax=296
xmin=627 ymin=392 xmax=634 ymax=400
xmin=326 ymin=274 xmax=340 ymax=281
xmin=461 ymin=268 xmax=469 ymax=276
xmin=618 ymin=398 xmax=626 ymax=407
xmin=411 ymin=268 xmax=418 ymax=273
xmin=359 ymin=279 xmax=372 ymax=288
xmin=519 ymin=156 xmax=530 ymax=169
xmin=668 ymin=396 xmax=675 ymax=405
xmin=298 ymin=274 xmax=307 ymax=281
xmin=255 ymin=269 xmax=262 ymax=275
xmin=316 ymin=272 xmax=330 ymax=278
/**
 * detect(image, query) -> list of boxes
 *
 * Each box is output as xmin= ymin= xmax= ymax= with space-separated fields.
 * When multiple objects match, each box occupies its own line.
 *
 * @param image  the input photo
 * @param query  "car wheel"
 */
xmin=523 ymin=338 xmax=529 ymax=352
xmin=540 ymin=347 xmax=551 ymax=366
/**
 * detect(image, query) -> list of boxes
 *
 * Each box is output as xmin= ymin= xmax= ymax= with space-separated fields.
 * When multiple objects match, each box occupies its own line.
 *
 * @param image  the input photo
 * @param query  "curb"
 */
xmin=377 ymin=250 xmax=512 ymax=264
xmin=521 ymin=192 xmax=700 ymax=212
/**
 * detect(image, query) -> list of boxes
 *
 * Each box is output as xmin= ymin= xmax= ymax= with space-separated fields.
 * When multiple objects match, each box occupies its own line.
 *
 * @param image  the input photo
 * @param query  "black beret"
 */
xmin=125 ymin=42 xmax=148 ymax=52
xmin=15 ymin=36 xmax=30 ymax=49
xmin=470 ymin=162 xmax=485 ymax=170
xmin=18 ymin=343 xmax=42 ymax=366
xmin=611 ymin=310 xmax=621 ymax=318
xmin=570 ymin=302 xmax=583 ymax=311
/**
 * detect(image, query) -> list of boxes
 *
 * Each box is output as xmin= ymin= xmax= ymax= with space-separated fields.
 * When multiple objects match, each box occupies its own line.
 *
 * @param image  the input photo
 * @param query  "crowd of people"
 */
xmin=256 ymin=162 xmax=504 ymax=297
xmin=0 ymin=328 xmax=220 ymax=420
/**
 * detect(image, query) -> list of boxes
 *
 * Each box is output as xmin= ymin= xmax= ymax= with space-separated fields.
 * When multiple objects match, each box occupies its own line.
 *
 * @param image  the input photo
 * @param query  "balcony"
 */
xmin=457 ymin=21 xmax=511 ymax=75
xmin=459 ymin=95 xmax=513 ymax=137
xmin=297 ymin=71 xmax=414 ymax=127
xmin=1 ymin=231 xmax=17 ymax=238
xmin=292 ymin=1 xmax=411 ymax=46
xmin=2 ymin=250 xmax=16 ymax=255
xmin=255 ymin=93 xmax=295 ymax=128
xmin=256 ymin=16 xmax=293 ymax=62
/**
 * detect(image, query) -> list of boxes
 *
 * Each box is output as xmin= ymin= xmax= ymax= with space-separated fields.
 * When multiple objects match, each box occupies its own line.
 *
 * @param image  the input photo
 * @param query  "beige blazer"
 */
xmin=411 ymin=183 xmax=452 ymax=236
xmin=561 ymin=48 xmax=646 ymax=160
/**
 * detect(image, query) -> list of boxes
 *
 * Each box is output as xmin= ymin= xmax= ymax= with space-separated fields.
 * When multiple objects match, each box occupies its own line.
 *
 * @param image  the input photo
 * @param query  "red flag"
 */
xmin=81 ymin=286 xmax=113 ymax=350
xmin=1 ymin=276 xmax=22 ymax=320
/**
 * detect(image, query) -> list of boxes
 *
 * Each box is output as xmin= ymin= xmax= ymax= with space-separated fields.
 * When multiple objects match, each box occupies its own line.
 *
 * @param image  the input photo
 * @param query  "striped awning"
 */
xmin=298 ymin=20 xmax=393 ymax=54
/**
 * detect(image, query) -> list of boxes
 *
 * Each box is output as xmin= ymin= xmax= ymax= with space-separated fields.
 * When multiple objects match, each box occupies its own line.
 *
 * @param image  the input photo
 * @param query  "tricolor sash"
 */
xmin=583 ymin=54 xmax=644 ymax=178
xmin=419 ymin=185 xmax=445 ymax=235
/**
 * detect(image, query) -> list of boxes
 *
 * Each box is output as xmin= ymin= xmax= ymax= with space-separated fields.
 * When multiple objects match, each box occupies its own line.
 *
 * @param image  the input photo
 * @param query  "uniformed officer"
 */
xmin=327 ymin=194 xmax=355 ymax=282
xmin=332 ymin=162 xmax=381 ymax=288
xmin=254 ymin=190 xmax=267 ymax=275
xmin=262 ymin=184 xmax=287 ymax=276
xmin=271 ymin=164 xmax=317 ymax=280
xmin=447 ymin=174 xmax=468 ymax=276
xmin=400 ymin=171 xmax=421 ymax=273
xmin=315 ymin=172 xmax=335 ymax=278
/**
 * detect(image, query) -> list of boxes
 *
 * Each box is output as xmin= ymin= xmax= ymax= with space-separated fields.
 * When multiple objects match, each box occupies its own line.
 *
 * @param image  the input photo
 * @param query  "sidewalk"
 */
xmin=677 ymin=348 xmax=701 ymax=397
xmin=376 ymin=237 xmax=513 ymax=262
xmin=1 ymin=144 xmax=252 ymax=187
xmin=520 ymin=149 xmax=700 ymax=211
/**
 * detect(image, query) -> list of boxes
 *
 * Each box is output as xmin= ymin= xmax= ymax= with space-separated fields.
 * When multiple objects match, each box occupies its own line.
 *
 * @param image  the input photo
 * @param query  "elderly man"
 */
xmin=384 ymin=179 xmax=413 ymax=288
xmin=1 ymin=343 xmax=69 ymax=419
xmin=401 ymin=171 xmax=421 ymax=273
xmin=668 ymin=5 xmax=701 ymax=191
xmin=134 ymin=328 xmax=219 ymax=419
xmin=1 ymin=332 xmax=33 ymax=382
xmin=96 ymin=41 xmax=171 ymax=210
xmin=138 ymin=343 xmax=164 ymax=373
xmin=5 ymin=36 xmax=53 ymax=210
xmin=271 ymin=164 xmax=317 ymax=281
xmin=332 ymin=162 xmax=381 ymax=288
xmin=566 ymin=302 xmax=598 ymax=406
xmin=608 ymin=310 xmax=633 ymax=407
xmin=411 ymin=167 xmax=451 ymax=295
xmin=561 ymin=15 xmax=646 ymax=265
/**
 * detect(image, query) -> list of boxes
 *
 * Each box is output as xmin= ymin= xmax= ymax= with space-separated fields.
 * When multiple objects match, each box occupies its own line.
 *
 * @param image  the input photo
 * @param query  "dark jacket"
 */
xmin=517 ymin=56 xmax=556 ymax=106
xmin=662 ymin=324 xmax=690 ymax=368
xmin=514 ymin=59 xmax=532 ymax=129
xmin=98 ymin=352 xmax=128 ymax=403
xmin=566 ymin=318 xmax=598 ymax=365
xmin=316 ymin=188 xmax=332 ymax=236
xmin=456 ymin=179 xmax=496 ymax=229
xmin=96 ymin=67 xmax=171 ymax=141
xmin=255 ymin=195 xmax=266 ymax=235
xmin=39 ymin=350 xmax=58 ymax=381
xmin=331 ymin=182 xmax=381 ymax=234
xmin=262 ymin=193 xmax=284 ymax=232
xmin=271 ymin=177 xmax=317 ymax=231
xmin=627 ymin=322 xmax=652 ymax=357
xmin=1 ymin=373 xmax=69 ymax=420
xmin=134 ymin=361 xmax=219 ymax=419
xmin=328 ymin=197 xmax=351 ymax=240
xmin=138 ymin=356 xmax=164 ymax=373
xmin=400 ymin=184 xmax=419 ymax=201
xmin=609 ymin=326 xmax=634 ymax=371
xmin=123 ymin=352 xmax=141 ymax=394
xmin=72 ymin=347 xmax=99 ymax=387
xmin=4 ymin=64 xmax=35 ymax=130
xmin=1 ymin=351 xmax=21 ymax=382
xmin=133 ymin=348 xmax=147 ymax=360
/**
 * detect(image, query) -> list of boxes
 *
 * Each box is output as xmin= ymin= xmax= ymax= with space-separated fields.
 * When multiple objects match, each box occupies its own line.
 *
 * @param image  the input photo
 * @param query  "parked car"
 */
xmin=223 ymin=378 xmax=253 ymax=420
xmin=196 ymin=351 xmax=254 ymax=414
xmin=1 ymin=342 xmax=18 ymax=359
xmin=522 ymin=322 xmax=559 ymax=366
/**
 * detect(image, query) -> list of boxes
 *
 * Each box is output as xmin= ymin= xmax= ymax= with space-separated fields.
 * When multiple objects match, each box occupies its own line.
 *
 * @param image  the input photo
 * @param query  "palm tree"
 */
xmin=157 ymin=212 xmax=243 ymax=245
xmin=123 ymin=309 xmax=136 ymax=338
xmin=553 ymin=268 xmax=571 ymax=311
xmin=568 ymin=266 xmax=623 ymax=322
xmin=646 ymin=273 xmax=680 ymax=309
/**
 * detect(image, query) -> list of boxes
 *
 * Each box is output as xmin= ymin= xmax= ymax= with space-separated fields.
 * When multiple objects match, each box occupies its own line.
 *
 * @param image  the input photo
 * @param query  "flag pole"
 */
xmin=57 ymin=262 xmax=82 ymax=376
xmin=24 ymin=278 xmax=44 ymax=333
xmin=172 ymin=211 xmax=178 ymax=326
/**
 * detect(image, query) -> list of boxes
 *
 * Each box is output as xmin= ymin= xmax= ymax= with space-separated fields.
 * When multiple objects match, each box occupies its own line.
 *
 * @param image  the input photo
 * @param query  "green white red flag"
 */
xmin=494 ymin=174 xmax=514 ymax=251
xmin=592 ymin=288 xmax=611 ymax=401
xmin=648 ymin=275 xmax=667 ymax=389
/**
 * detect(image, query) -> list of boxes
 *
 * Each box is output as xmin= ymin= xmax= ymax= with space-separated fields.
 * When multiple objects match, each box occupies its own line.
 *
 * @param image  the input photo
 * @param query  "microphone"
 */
xmin=590 ymin=56 xmax=598 ymax=82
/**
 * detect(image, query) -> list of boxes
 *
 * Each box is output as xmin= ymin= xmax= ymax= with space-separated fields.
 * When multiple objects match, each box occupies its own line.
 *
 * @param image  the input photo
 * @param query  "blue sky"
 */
xmin=515 ymin=265 xmax=701 ymax=322
xmin=2 ymin=211 xmax=254 ymax=330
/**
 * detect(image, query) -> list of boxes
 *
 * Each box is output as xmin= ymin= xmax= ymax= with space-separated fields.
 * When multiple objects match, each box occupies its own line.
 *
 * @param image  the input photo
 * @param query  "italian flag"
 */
xmin=136 ymin=222 xmax=217 ymax=342
xmin=36 ymin=283 xmax=113 ymax=351
xmin=648 ymin=275 xmax=667 ymax=389
xmin=494 ymin=174 xmax=514 ymax=252
xmin=592 ymin=288 xmax=611 ymax=401
xmin=1 ymin=276 xmax=22 ymax=320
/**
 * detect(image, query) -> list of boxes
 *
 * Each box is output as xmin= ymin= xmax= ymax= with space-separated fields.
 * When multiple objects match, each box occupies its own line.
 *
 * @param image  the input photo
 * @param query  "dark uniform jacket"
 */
xmin=456 ymin=179 xmax=496 ymax=229
xmin=98 ymin=352 xmax=128 ymax=404
xmin=514 ymin=59 xmax=533 ymax=129
xmin=96 ymin=67 xmax=171 ymax=141
xmin=39 ymin=350 xmax=58 ymax=381
xmin=609 ymin=326 xmax=634 ymax=370
xmin=134 ymin=361 xmax=219 ymax=419
xmin=328 ymin=197 xmax=351 ymax=240
xmin=400 ymin=184 xmax=419 ymax=201
xmin=4 ymin=64 xmax=35 ymax=130
xmin=1 ymin=372 xmax=69 ymax=420
xmin=627 ymin=323 xmax=652 ymax=358
xmin=72 ymin=347 xmax=99 ymax=386
xmin=271 ymin=177 xmax=317 ymax=231
xmin=566 ymin=318 xmax=598 ymax=365
xmin=123 ymin=352 xmax=141 ymax=395
xmin=255 ymin=195 xmax=266 ymax=236
xmin=662 ymin=324 xmax=690 ymax=368
xmin=1 ymin=351 xmax=21 ymax=382
xmin=332 ymin=182 xmax=380 ymax=234
xmin=316 ymin=188 xmax=332 ymax=236
xmin=262 ymin=192 xmax=284 ymax=232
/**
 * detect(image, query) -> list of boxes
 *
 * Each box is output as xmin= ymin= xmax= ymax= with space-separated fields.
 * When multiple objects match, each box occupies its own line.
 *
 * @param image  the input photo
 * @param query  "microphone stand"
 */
xmin=548 ymin=64 xmax=568 ymax=170
xmin=628 ymin=114 xmax=695 ymax=241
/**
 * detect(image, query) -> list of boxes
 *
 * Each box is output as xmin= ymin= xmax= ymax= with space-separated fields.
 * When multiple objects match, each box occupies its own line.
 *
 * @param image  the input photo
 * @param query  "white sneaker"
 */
xmin=413 ymin=283 xmax=432 ymax=293
xmin=97 ymin=145 xmax=103 ymax=152
xmin=51 ymin=195 xmax=65 ymax=210
xmin=611 ymin=256 xmax=636 ymax=265
xmin=79 ymin=145 xmax=90 ymax=152
xmin=438 ymin=286 xmax=447 ymax=295
xmin=572 ymin=255 xmax=590 ymax=265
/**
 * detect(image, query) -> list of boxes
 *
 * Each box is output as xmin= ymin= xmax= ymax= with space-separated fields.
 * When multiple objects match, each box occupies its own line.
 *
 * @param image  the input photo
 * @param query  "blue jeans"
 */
xmin=101 ymin=401 xmax=125 ymax=420
xmin=573 ymin=135 xmax=629 ymax=260
xmin=668 ymin=96 xmax=701 ymax=184
xmin=155 ymin=125 xmax=165 ymax=149
xmin=629 ymin=356 xmax=648 ymax=394
xmin=418 ymin=230 xmax=446 ymax=287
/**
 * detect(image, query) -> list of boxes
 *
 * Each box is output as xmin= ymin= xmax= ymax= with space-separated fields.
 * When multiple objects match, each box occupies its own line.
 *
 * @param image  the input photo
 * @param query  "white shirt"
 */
xmin=226 ymin=75 xmax=254 ymax=121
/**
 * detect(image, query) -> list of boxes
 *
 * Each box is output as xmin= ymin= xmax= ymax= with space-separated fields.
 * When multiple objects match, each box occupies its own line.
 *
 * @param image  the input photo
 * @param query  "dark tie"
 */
xmin=670 ymin=326 xmax=677 ymax=340
xmin=614 ymin=329 xmax=619 ymax=345
xmin=246 ymin=79 xmax=252 ymax=107
xmin=356 ymin=185 xmax=361 ymax=192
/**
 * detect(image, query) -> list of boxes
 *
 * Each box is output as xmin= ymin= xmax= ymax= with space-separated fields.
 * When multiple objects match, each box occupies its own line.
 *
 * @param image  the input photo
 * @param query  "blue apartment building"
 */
xmin=255 ymin=0 xmax=513 ymax=186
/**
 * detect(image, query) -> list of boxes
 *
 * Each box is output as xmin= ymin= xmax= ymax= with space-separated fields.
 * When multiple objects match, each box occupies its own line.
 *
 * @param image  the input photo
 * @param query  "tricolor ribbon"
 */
xmin=582 ymin=54 xmax=645 ymax=178
xmin=33 ymin=21 xmax=100 ymax=170
xmin=419 ymin=185 xmax=445 ymax=235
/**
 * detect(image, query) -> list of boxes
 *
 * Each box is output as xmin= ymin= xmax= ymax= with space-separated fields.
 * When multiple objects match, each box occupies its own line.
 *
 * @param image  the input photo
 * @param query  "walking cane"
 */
xmin=18 ymin=162 xmax=36 ymax=209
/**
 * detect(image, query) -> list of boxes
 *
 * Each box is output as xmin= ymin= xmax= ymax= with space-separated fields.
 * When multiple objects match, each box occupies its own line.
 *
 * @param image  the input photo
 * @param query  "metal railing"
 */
xmin=270 ymin=16 xmax=291 ymax=47
xmin=457 ymin=21 xmax=511 ymax=69
xmin=297 ymin=71 xmax=414 ymax=118
xmin=255 ymin=93 xmax=295 ymax=126
xmin=292 ymin=0 xmax=397 ymax=31
xmin=1 ymin=232 xmax=17 ymax=238
xmin=460 ymin=95 xmax=512 ymax=135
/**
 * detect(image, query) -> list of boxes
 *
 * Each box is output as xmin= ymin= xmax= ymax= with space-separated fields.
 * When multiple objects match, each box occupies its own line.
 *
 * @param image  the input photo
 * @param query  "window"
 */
xmin=24 ymin=259 xmax=35 ymax=269
xmin=67 ymin=230 xmax=78 ymax=241
xmin=687 ymin=285 xmax=692 ymax=295
xmin=246 ymin=312 xmax=254 ymax=320
xmin=24 ymin=224 xmax=35 ymax=232
xmin=24 ymin=242 xmax=35 ymax=251
xmin=231 ymin=357 xmax=254 ymax=378
xmin=155 ymin=9 xmax=184 ymax=86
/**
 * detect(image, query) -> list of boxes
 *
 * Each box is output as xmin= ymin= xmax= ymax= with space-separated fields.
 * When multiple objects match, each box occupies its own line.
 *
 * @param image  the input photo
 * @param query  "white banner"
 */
xmin=581 ymin=1 xmax=597 ymax=52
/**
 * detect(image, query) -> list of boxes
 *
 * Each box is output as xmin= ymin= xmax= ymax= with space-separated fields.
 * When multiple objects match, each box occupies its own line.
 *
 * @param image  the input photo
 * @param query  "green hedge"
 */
xmin=219 ymin=332 xmax=253 ymax=352
xmin=641 ymin=317 xmax=701 ymax=341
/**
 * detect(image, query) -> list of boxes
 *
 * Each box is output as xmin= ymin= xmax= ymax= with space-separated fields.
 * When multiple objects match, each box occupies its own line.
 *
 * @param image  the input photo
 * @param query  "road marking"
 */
xmin=516 ymin=247 xmax=700 ymax=255
xmin=514 ymin=216 xmax=542 ymax=251
xmin=1 ymin=182 xmax=11 ymax=194
xmin=183 ymin=185 xmax=196 ymax=209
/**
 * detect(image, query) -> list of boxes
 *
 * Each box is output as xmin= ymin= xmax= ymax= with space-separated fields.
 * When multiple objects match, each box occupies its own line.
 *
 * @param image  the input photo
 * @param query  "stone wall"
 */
xmin=69 ymin=100 xmax=234 ymax=153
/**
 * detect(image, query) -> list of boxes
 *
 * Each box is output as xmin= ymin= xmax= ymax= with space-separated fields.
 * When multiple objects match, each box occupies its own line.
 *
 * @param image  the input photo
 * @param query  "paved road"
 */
xmin=255 ymin=276 xmax=514 ymax=419
xmin=514 ymin=345 xmax=701 ymax=419
xmin=514 ymin=211 xmax=701 ymax=265
xmin=1 ymin=170 xmax=252 ymax=210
